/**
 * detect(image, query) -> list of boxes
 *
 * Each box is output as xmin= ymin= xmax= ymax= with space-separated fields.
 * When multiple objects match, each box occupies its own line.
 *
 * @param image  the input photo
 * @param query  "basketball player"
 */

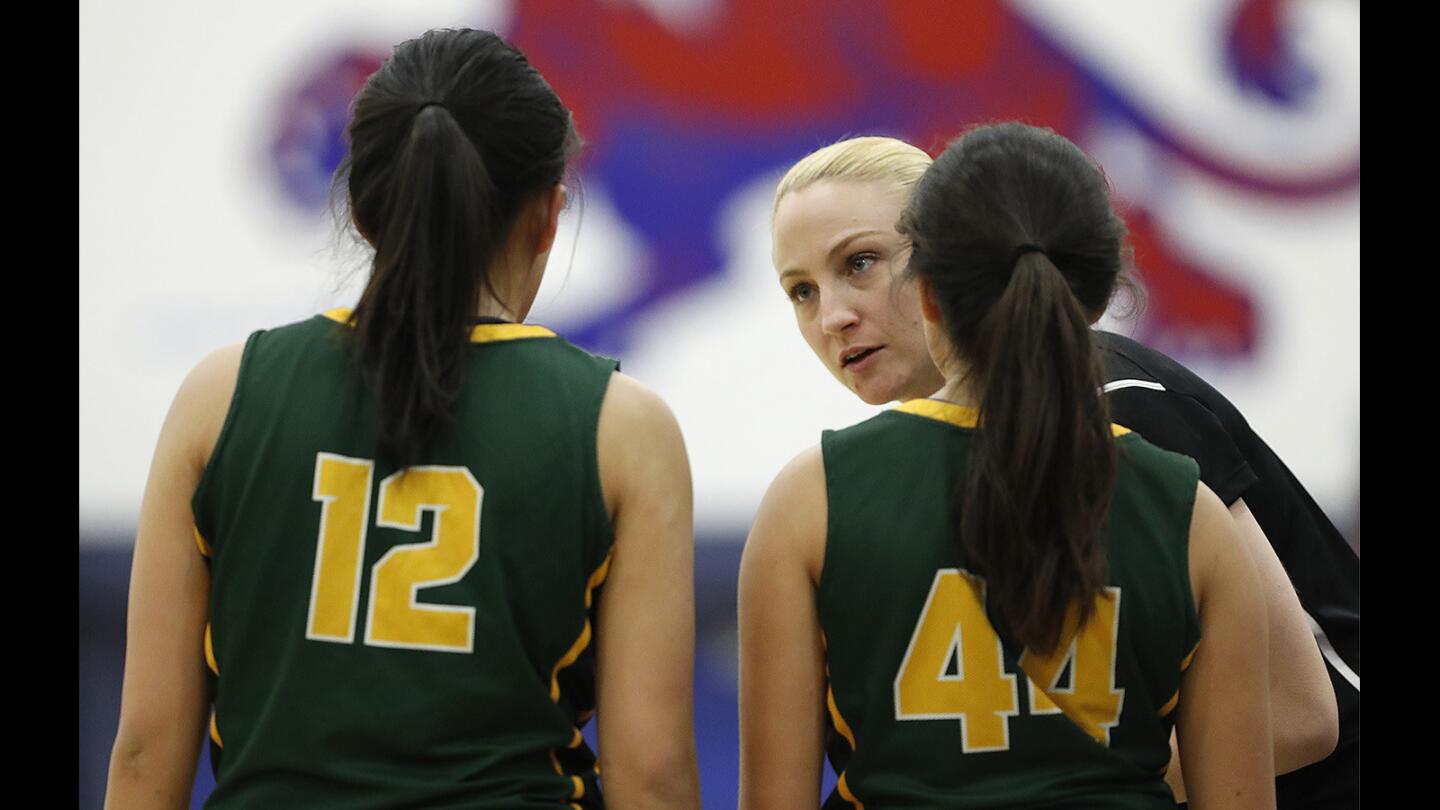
xmin=764 ymin=133 xmax=1356 ymax=806
xmin=106 ymin=28 xmax=701 ymax=809
xmin=742 ymin=123 xmax=1275 ymax=808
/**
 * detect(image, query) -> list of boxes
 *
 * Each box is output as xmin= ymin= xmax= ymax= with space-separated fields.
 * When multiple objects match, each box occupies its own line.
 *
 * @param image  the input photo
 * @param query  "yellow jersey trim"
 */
xmin=322 ymin=307 xmax=355 ymax=325
xmin=820 ymin=631 xmax=863 ymax=809
xmin=895 ymin=399 xmax=1131 ymax=436
xmin=194 ymin=526 xmax=212 ymax=558
xmin=205 ymin=623 xmax=222 ymax=747
xmin=1180 ymin=642 xmax=1199 ymax=671
xmin=826 ymin=685 xmax=857 ymax=751
xmin=469 ymin=323 xmax=558 ymax=342
xmin=836 ymin=773 xmax=866 ymax=810
xmin=204 ymin=624 xmax=219 ymax=676
xmin=895 ymin=399 xmax=978 ymax=427
xmin=322 ymin=307 xmax=557 ymax=343
xmin=1157 ymin=688 xmax=1181 ymax=718
xmin=546 ymin=547 xmax=614 ymax=801
xmin=1159 ymin=642 xmax=1201 ymax=717
xmin=555 ymin=646 xmax=590 ymax=685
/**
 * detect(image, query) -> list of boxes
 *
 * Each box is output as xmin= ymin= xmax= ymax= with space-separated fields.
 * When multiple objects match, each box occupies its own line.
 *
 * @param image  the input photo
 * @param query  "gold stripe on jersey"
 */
xmin=547 ymin=750 xmax=584 ymax=802
xmin=827 ymin=685 xmax=857 ymax=750
xmin=206 ymin=624 xmax=223 ymax=747
xmin=546 ymin=548 xmax=614 ymax=804
xmin=1180 ymin=642 xmax=1199 ymax=671
xmin=895 ymin=399 xmax=979 ymax=427
xmin=321 ymin=307 xmax=557 ymax=343
xmin=837 ymin=773 xmax=866 ymax=810
xmin=549 ymin=550 xmax=614 ymax=700
xmin=819 ymin=632 xmax=858 ymax=750
xmin=894 ymin=399 xmax=1132 ymax=436
xmin=205 ymin=624 xmax=219 ymax=676
xmin=322 ymin=307 xmax=357 ymax=325
xmin=585 ymin=552 xmax=613 ymax=608
xmin=469 ymin=323 xmax=557 ymax=342
xmin=1157 ymin=689 xmax=1180 ymax=718
xmin=546 ymin=733 xmax=586 ymax=800
xmin=1159 ymin=642 xmax=1202 ymax=717
xmin=820 ymin=631 xmax=864 ymax=809
xmin=194 ymin=526 xmax=212 ymax=558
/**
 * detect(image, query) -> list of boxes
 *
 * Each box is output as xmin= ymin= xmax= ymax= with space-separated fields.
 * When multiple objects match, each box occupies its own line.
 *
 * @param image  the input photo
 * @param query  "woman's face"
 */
xmin=772 ymin=178 xmax=945 ymax=405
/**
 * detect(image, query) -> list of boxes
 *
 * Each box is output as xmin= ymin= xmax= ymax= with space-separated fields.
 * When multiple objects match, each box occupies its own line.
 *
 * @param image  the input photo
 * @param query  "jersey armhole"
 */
xmin=1177 ymin=471 xmax=1203 ymax=660
xmin=190 ymin=329 xmax=265 ymax=542
xmin=588 ymin=360 xmax=622 ymax=570
xmin=815 ymin=430 xmax=840 ymax=601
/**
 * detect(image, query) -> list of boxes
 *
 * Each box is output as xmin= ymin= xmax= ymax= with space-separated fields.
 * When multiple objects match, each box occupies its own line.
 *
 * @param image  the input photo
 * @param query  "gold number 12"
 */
xmin=306 ymin=452 xmax=482 ymax=653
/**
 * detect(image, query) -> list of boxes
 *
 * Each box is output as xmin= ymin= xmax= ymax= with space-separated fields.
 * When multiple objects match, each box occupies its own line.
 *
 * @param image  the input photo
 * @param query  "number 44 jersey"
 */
xmin=818 ymin=400 xmax=1202 ymax=810
xmin=192 ymin=310 xmax=618 ymax=809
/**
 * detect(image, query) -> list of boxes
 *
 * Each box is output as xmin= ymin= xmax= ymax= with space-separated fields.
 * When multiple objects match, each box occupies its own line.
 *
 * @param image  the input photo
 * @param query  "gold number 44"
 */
xmin=306 ymin=453 xmax=482 ymax=653
xmin=894 ymin=569 xmax=1124 ymax=751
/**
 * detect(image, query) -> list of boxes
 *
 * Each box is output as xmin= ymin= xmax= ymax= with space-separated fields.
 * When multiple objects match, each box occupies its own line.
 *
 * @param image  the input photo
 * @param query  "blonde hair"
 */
xmin=771 ymin=136 xmax=934 ymax=222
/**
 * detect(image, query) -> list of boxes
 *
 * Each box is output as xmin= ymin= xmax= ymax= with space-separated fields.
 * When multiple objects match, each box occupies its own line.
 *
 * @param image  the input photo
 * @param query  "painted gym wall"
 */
xmin=79 ymin=1 xmax=1359 ymax=806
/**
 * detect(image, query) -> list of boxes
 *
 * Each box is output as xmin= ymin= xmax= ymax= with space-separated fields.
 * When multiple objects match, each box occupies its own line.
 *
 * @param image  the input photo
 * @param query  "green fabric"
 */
xmin=818 ymin=407 xmax=1200 ymax=809
xmin=193 ymin=314 xmax=617 ymax=809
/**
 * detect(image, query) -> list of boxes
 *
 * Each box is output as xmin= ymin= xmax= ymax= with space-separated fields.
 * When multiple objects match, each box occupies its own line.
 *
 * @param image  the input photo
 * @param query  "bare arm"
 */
xmin=594 ymin=372 xmax=701 ymax=809
xmin=1163 ymin=496 xmax=1337 ymax=803
xmin=738 ymin=446 xmax=829 ymax=810
xmin=1229 ymin=497 xmax=1338 ymax=772
xmin=106 ymin=345 xmax=242 ymax=810
xmin=1175 ymin=483 xmax=1274 ymax=810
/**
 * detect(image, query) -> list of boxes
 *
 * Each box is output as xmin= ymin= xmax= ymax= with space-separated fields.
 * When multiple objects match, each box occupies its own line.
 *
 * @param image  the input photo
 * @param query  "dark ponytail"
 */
xmin=336 ymin=29 xmax=579 ymax=469
xmin=899 ymin=123 xmax=1125 ymax=655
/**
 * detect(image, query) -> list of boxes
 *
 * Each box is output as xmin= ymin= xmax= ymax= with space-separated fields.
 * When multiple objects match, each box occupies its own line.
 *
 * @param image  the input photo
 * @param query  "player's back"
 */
xmin=817 ymin=400 xmax=1200 ymax=809
xmin=193 ymin=310 xmax=615 ymax=809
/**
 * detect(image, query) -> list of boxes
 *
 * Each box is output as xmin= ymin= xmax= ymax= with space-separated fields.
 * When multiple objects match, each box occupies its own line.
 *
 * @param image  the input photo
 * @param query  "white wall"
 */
xmin=80 ymin=0 xmax=1359 ymax=544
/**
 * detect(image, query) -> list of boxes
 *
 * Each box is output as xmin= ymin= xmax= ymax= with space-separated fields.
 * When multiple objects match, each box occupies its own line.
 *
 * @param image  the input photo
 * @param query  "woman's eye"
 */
xmin=787 ymin=283 xmax=815 ymax=304
xmin=847 ymin=253 xmax=878 ymax=274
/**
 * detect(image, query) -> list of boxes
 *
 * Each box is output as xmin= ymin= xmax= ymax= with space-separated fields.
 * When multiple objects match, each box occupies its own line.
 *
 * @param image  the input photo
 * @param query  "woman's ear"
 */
xmin=532 ymin=184 xmax=565 ymax=257
xmin=919 ymin=277 xmax=943 ymax=324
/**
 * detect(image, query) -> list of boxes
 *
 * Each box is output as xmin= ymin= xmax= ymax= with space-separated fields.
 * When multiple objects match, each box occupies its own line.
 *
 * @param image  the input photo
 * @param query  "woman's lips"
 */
xmin=842 ymin=346 xmax=882 ymax=372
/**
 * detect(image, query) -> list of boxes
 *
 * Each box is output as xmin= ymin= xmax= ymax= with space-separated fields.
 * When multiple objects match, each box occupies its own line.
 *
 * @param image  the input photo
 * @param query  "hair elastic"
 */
xmin=416 ymin=100 xmax=446 ymax=115
xmin=1014 ymin=243 xmax=1047 ymax=262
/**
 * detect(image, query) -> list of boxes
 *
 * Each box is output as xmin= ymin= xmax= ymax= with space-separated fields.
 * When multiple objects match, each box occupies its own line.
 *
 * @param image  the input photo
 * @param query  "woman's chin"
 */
xmin=849 ymin=380 xmax=900 ymax=406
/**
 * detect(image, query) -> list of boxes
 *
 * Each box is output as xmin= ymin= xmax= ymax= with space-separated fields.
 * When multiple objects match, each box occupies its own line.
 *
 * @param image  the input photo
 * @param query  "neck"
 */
xmin=929 ymin=374 xmax=982 ymax=409
xmin=475 ymin=298 xmax=520 ymax=322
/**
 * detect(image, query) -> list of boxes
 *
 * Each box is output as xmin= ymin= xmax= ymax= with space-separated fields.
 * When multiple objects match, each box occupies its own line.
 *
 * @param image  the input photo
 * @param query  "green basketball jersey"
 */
xmin=818 ymin=399 xmax=1201 ymax=809
xmin=191 ymin=310 xmax=618 ymax=809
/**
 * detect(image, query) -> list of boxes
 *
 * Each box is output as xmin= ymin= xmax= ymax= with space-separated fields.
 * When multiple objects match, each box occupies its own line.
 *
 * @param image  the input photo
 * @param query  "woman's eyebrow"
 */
xmin=778 ymin=229 xmax=888 ymax=280
xmin=826 ymin=229 xmax=886 ymax=261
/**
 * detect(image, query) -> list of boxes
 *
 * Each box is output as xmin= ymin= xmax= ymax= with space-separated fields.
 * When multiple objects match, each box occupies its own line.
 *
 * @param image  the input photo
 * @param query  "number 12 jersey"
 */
xmin=192 ymin=310 xmax=617 ymax=809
